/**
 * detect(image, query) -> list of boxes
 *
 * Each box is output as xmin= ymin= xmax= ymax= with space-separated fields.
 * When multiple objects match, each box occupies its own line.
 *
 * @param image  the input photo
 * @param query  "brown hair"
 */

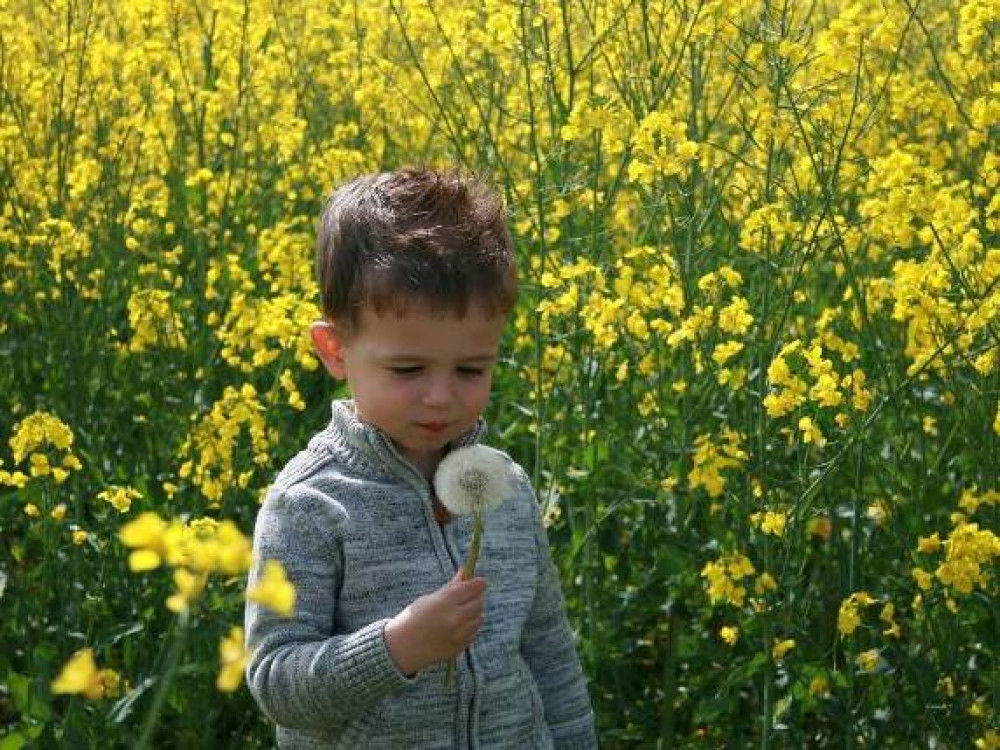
xmin=316 ymin=166 xmax=517 ymax=332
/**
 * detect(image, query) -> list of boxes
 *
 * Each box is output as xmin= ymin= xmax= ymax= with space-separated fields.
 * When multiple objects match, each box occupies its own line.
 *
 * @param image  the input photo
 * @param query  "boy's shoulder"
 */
xmin=261 ymin=434 xmax=366 ymax=516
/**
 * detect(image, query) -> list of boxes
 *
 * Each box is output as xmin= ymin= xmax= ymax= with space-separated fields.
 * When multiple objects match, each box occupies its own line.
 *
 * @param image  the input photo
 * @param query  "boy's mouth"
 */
xmin=416 ymin=422 xmax=449 ymax=434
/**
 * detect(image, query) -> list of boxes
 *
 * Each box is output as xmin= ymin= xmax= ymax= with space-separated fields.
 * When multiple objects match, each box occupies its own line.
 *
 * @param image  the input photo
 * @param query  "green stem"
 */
xmin=462 ymin=510 xmax=484 ymax=580
xmin=135 ymin=610 xmax=189 ymax=750
xmin=447 ymin=510 xmax=484 ymax=685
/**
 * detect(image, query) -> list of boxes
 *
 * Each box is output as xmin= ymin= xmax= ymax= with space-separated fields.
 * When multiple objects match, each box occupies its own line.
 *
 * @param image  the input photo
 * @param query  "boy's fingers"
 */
xmin=458 ymin=577 xmax=487 ymax=595
xmin=445 ymin=576 xmax=487 ymax=602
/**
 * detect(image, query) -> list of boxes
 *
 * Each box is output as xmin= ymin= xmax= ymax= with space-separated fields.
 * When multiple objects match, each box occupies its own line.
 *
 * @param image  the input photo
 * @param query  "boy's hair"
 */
xmin=316 ymin=166 xmax=517 ymax=332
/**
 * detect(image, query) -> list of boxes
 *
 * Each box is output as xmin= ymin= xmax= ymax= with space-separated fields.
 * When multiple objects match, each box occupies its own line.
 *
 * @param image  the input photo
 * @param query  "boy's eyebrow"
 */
xmin=381 ymin=353 xmax=499 ymax=363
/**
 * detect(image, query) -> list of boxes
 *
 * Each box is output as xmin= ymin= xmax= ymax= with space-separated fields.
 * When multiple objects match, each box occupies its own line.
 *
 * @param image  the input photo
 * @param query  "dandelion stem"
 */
xmin=447 ymin=509 xmax=484 ymax=686
xmin=462 ymin=510 xmax=484 ymax=580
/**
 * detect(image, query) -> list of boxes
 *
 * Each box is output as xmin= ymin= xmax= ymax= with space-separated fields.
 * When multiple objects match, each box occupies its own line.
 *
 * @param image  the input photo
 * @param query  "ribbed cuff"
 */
xmin=334 ymin=619 xmax=415 ymax=703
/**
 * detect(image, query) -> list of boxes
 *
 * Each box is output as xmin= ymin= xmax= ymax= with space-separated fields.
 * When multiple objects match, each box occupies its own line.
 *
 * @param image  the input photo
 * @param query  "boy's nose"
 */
xmin=421 ymin=374 xmax=453 ymax=407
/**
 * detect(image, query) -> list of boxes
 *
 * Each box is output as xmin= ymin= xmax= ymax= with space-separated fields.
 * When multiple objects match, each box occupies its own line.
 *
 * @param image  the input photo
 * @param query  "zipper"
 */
xmin=368 ymin=431 xmax=479 ymax=746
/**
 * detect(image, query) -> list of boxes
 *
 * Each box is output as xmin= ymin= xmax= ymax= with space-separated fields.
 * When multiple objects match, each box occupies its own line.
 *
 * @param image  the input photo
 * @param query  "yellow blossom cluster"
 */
xmin=701 ymin=552 xmax=755 ymax=607
xmin=933 ymin=520 xmax=1000 ymax=596
xmin=51 ymin=649 xmax=122 ymax=701
xmin=763 ymin=339 xmax=873 ymax=446
xmin=750 ymin=510 xmax=787 ymax=538
xmin=837 ymin=591 xmax=876 ymax=637
xmin=627 ymin=111 xmax=700 ymax=185
xmin=1 ymin=0 xmax=998 ymax=741
xmin=178 ymin=384 xmax=275 ymax=506
xmin=97 ymin=486 xmax=142 ymax=514
xmin=772 ymin=638 xmax=796 ymax=662
xmin=125 ymin=289 xmax=188 ymax=353
xmin=216 ymin=626 xmax=248 ymax=692
xmin=688 ymin=429 xmax=747 ymax=498
xmin=1 ymin=412 xmax=82 ymax=488
xmin=119 ymin=511 xmax=292 ymax=619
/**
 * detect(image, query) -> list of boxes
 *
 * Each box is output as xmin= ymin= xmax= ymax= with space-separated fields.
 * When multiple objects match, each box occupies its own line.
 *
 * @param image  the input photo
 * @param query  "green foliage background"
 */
xmin=1 ymin=0 xmax=998 ymax=747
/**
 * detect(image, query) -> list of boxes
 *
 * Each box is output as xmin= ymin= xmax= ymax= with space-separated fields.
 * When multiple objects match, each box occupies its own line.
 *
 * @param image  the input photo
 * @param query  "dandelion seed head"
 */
xmin=434 ymin=445 xmax=512 ymax=516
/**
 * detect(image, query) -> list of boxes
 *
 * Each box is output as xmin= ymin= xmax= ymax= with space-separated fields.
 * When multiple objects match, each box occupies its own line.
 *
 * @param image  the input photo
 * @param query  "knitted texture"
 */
xmin=245 ymin=400 xmax=597 ymax=749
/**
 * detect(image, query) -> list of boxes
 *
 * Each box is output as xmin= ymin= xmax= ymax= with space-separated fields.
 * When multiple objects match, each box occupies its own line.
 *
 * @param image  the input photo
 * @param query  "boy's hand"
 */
xmin=385 ymin=573 xmax=487 ymax=676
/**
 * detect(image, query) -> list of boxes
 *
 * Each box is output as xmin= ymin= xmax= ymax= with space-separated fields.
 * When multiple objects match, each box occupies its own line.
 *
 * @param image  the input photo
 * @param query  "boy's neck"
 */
xmin=403 ymin=446 xmax=446 ymax=481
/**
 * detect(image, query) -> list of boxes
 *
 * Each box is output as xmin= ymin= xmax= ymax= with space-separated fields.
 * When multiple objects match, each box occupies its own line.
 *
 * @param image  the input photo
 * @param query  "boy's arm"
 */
xmin=518 ymin=471 xmax=598 ymax=749
xmin=244 ymin=487 xmax=414 ymax=734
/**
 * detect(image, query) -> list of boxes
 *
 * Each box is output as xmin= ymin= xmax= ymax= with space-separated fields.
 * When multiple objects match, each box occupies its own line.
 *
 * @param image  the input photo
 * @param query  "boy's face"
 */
xmin=311 ymin=304 xmax=506 ymax=476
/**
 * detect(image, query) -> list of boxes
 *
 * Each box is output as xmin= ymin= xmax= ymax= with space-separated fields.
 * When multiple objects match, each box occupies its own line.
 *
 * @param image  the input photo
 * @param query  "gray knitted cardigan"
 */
xmin=245 ymin=400 xmax=597 ymax=749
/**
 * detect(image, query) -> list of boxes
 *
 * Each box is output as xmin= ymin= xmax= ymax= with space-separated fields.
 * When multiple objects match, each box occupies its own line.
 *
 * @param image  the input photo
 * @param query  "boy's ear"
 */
xmin=309 ymin=321 xmax=348 ymax=379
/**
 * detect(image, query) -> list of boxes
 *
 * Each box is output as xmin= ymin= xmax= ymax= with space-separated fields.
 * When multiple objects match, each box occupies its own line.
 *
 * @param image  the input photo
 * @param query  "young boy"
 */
xmin=244 ymin=167 xmax=597 ymax=749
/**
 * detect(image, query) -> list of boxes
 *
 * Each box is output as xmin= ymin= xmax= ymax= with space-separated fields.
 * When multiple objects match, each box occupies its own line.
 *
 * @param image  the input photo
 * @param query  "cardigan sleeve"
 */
xmin=517 ymin=470 xmax=598 ymax=749
xmin=244 ymin=486 xmax=414 ymax=735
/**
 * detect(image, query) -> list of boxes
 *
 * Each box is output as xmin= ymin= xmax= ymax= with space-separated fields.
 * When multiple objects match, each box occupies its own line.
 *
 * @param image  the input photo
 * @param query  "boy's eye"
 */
xmin=389 ymin=366 xmax=422 ymax=375
xmin=457 ymin=366 xmax=485 ymax=377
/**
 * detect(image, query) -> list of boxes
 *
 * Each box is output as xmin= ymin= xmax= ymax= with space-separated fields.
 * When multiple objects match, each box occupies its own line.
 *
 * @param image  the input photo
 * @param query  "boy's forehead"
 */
xmin=353 ymin=304 xmax=506 ymax=353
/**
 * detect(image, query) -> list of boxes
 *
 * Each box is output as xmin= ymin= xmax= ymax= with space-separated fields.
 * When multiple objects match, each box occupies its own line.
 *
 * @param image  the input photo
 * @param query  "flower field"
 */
xmin=1 ymin=0 xmax=998 ymax=746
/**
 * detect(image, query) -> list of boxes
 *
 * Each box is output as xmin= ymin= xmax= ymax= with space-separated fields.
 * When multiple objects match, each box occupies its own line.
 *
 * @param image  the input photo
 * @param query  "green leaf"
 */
xmin=108 ymin=676 xmax=157 ymax=724
xmin=0 ymin=731 xmax=27 ymax=750
xmin=6 ymin=672 xmax=30 ymax=711
xmin=5 ymin=672 xmax=51 ymax=723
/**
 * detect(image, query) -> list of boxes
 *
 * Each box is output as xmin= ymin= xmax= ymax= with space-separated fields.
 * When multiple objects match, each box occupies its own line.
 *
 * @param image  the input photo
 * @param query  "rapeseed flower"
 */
xmin=217 ymin=627 xmax=247 ymax=692
xmin=4 ymin=412 xmax=82 ymax=485
xmin=935 ymin=521 xmax=1000 ymax=595
xmin=702 ymin=553 xmax=755 ymax=607
xmin=120 ymin=512 xmax=170 ymax=571
xmin=838 ymin=592 xmax=875 ymax=637
xmin=247 ymin=560 xmax=296 ymax=617
xmin=772 ymin=639 xmax=796 ymax=661
xmin=750 ymin=511 xmax=787 ymax=537
xmin=855 ymin=649 xmax=880 ymax=673
xmin=98 ymin=486 xmax=142 ymax=513
xmin=51 ymin=649 xmax=102 ymax=699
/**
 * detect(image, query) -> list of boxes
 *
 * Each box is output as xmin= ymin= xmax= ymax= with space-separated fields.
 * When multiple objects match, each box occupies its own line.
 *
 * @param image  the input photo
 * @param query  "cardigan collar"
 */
xmin=317 ymin=399 xmax=486 ymax=485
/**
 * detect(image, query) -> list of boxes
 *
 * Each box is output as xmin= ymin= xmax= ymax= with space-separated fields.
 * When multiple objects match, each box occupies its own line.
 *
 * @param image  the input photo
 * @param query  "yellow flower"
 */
xmin=719 ymin=626 xmax=739 ymax=646
xmin=166 ymin=569 xmax=207 ymax=614
xmin=912 ymin=568 xmax=934 ymax=590
xmin=9 ymin=412 xmax=75 ymax=464
xmin=247 ymin=560 xmax=296 ymax=617
xmin=855 ymin=648 xmax=879 ymax=673
xmin=935 ymin=521 xmax=1000 ymax=595
xmin=750 ymin=510 xmax=787 ymax=537
xmin=51 ymin=649 xmax=103 ymax=699
xmin=838 ymin=592 xmax=875 ymax=637
xmin=701 ymin=553 xmax=755 ymax=607
xmin=917 ymin=533 xmax=942 ymax=554
xmin=755 ymin=572 xmax=778 ymax=594
xmin=922 ymin=416 xmax=938 ymax=436
xmin=51 ymin=503 xmax=67 ymax=521
xmin=798 ymin=417 xmax=827 ymax=447
xmin=96 ymin=669 xmax=123 ymax=699
xmin=98 ymin=486 xmax=142 ymax=513
xmin=72 ymin=530 xmax=88 ymax=546
xmin=24 ymin=504 xmax=40 ymax=518
xmin=217 ymin=627 xmax=247 ymax=692
xmin=120 ymin=512 xmax=170 ymax=571
xmin=1 ymin=470 xmax=29 ymax=488
xmin=866 ymin=500 xmax=889 ymax=527
xmin=809 ymin=675 xmax=830 ymax=697
xmin=976 ymin=729 xmax=1000 ymax=750
xmin=772 ymin=639 xmax=796 ymax=661
xmin=712 ymin=340 xmax=745 ymax=367
xmin=880 ymin=603 xmax=902 ymax=638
